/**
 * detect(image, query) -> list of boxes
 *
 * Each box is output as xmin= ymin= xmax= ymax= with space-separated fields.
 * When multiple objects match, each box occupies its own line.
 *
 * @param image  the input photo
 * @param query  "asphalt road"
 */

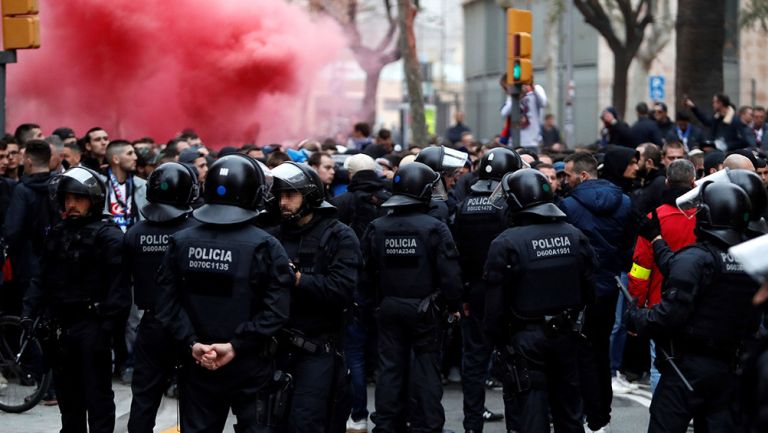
xmin=0 ymin=381 xmax=655 ymax=433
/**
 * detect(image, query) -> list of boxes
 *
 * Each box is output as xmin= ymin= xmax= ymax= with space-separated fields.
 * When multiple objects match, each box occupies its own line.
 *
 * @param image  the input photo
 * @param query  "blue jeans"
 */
xmin=609 ymin=273 xmax=628 ymax=376
xmin=649 ymin=339 xmax=660 ymax=393
xmin=344 ymin=318 xmax=368 ymax=421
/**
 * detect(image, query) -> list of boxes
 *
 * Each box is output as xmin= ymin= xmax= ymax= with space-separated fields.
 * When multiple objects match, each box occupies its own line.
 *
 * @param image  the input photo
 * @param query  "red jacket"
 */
xmin=628 ymin=198 xmax=697 ymax=307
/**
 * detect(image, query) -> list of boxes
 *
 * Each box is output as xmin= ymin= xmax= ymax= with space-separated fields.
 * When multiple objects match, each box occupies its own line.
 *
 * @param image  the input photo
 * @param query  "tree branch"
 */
xmin=574 ymin=0 xmax=624 ymax=50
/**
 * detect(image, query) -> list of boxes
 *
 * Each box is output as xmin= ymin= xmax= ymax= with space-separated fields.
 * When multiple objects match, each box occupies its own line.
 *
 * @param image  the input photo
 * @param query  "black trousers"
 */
xmin=503 ymin=326 xmax=583 ymax=433
xmin=54 ymin=318 xmax=115 ymax=433
xmin=373 ymin=297 xmax=444 ymax=433
xmin=180 ymin=354 xmax=273 ymax=433
xmin=579 ymin=291 xmax=619 ymax=429
xmin=649 ymin=354 xmax=745 ymax=433
xmin=127 ymin=312 xmax=178 ymax=433
xmin=461 ymin=313 xmax=493 ymax=432
xmin=277 ymin=348 xmax=338 ymax=433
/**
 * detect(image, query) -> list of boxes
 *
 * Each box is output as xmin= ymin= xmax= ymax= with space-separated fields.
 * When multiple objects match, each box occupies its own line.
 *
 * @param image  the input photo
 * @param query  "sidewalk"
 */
xmin=0 ymin=381 xmax=651 ymax=433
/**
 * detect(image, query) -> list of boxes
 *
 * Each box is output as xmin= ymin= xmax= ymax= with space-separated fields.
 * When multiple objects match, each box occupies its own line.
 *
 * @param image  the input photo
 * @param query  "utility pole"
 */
xmin=563 ymin=0 xmax=575 ymax=147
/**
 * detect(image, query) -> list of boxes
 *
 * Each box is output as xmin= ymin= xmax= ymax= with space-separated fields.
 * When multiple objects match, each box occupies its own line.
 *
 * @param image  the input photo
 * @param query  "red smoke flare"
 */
xmin=7 ymin=0 xmax=346 ymax=147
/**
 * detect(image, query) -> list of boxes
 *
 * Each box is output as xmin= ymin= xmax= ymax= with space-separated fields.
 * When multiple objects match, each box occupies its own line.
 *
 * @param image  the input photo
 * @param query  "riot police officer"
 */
xmin=454 ymin=148 xmax=523 ymax=433
xmin=268 ymin=162 xmax=360 ymax=433
xmin=22 ymin=166 xmax=130 ymax=433
xmin=360 ymin=162 xmax=462 ymax=433
xmin=729 ymin=233 xmax=768 ymax=433
xmin=155 ymin=154 xmax=294 ymax=433
xmin=415 ymin=145 xmax=469 ymax=223
xmin=628 ymin=182 xmax=760 ymax=433
xmin=125 ymin=162 xmax=200 ymax=433
xmin=483 ymin=168 xmax=596 ymax=433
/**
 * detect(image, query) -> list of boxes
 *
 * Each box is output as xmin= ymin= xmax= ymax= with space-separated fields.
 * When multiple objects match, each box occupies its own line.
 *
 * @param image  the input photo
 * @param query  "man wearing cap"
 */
xmin=703 ymin=151 xmax=726 ymax=175
xmin=155 ymin=155 xmax=293 ymax=433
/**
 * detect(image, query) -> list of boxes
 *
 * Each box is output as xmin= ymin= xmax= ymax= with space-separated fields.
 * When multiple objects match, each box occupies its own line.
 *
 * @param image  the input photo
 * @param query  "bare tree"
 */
xmin=574 ymin=0 xmax=654 ymax=118
xmin=310 ymin=0 xmax=401 ymax=126
xmin=398 ymin=0 xmax=427 ymax=147
xmin=740 ymin=0 xmax=768 ymax=31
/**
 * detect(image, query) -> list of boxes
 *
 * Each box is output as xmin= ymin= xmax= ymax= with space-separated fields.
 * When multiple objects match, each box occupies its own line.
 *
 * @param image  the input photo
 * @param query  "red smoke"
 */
xmin=7 ymin=0 xmax=346 ymax=147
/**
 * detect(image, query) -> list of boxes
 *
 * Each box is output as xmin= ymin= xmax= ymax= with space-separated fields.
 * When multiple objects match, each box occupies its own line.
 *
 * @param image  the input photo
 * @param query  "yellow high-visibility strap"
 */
xmin=629 ymin=263 xmax=651 ymax=280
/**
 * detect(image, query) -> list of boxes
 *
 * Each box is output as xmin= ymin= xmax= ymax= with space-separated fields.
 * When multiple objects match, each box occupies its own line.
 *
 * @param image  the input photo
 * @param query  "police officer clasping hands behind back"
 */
xmin=360 ymin=162 xmax=463 ymax=433
xmin=155 ymin=155 xmax=294 ymax=433
xmin=483 ymin=169 xmax=597 ymax=433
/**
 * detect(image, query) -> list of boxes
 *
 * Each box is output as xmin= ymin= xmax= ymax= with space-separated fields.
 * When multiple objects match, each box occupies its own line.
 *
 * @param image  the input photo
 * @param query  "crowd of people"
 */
xmin=0 ymin=88 xmax=767 ymax=433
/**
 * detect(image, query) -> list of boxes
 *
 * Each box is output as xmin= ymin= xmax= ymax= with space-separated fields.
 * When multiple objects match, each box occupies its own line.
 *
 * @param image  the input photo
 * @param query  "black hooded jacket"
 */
xmin=3 ymin=172 xmax=60 ymax=284
xmin=601 ymin=147 xmax=639 ymax=194
xmin=633 ymin=166 xmax=667 ymax=215
xmin=331 ymin=170 xmax=391 ymax=238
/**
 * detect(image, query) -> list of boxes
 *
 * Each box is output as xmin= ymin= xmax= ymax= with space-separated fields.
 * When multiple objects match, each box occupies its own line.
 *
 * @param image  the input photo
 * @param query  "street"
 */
xmin=0 ymin=381 xmax=655 ymax=433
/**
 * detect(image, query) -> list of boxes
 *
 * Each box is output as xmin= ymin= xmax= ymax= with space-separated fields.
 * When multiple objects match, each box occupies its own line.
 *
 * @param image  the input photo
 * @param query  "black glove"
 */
xmin=20 ymin=316 xmax=34 ymax=335
xmin=623 ymin=301 xmax=642 ymax=335
xmin=637 ymin=210 xmax=661 ymax=242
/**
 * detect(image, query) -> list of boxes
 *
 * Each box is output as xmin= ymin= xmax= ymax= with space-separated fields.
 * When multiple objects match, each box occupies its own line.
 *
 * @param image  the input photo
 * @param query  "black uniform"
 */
xmin=483 ymin=221 xmax=596 ymax=433
xmin=23 ymin=217 xmax=130 ymax=433
xmin=453 ymin=191 xmax=508 ymax=433
xmin=125 ymin=216 xmax=198 ymax=433
xmin=361 ymin=210 xmax=462 ymax=433
xmin=629 ymin=240 xmax=760 ymax=433
xmin=270 ymin=209 xmax=360 ymax=433
xmin=155 ymin=223 xmax=293 ymax=433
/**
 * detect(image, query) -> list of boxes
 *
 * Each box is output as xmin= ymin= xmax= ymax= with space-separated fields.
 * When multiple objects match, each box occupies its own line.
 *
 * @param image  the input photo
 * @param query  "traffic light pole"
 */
xmin=0 ymin=50 xmax=17 ymax=135
xmin=509 ymin=84 xmax=521 ymax=148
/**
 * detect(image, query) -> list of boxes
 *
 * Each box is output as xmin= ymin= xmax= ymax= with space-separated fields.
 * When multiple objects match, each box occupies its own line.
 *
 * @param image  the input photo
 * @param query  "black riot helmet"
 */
xmin=696 ymin=181 xmax=752 ymax=246
xmin=142 ymin=162 xmax=198 ymax=222
xmin=271 ymin=162 xmax=333 ymax=222
xmin=727 ymin=169 xmax=767 ymax=222
xmin=490 ymin=168 xmax=565 ymax=219
xmin=415 ymin=145 xmax=468 ymax=175
xmin=471 ymin=148 xmax=524 ymax=193
xmin=51 ymin=166 xmax=107 ymax=219
xmin=193 ymin=154 xmax=267 ymax=225
xmin=382 ymin=162 xmax=440 ymax=208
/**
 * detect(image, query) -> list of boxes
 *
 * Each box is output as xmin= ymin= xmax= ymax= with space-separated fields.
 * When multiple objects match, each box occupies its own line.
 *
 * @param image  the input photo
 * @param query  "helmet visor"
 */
xmin=441 ymin=148 xmax=469 ymax=171
xmin=271 ymin=163 xmax=306 ymax=192
xmin=676 ymin=169 xmax=731 ymax=216
xmin=487 ymin=175 xmax=520 ymax=210
xmin=728 ymin=234 xmax=768 ymax=283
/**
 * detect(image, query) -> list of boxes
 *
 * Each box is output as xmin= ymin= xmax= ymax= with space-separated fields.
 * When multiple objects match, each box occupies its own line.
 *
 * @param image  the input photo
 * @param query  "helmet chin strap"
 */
xmin=283 ymin=201 xmax=312 ymax=223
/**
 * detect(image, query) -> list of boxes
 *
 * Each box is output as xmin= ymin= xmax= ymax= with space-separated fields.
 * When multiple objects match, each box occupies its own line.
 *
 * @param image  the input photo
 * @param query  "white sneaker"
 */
xmin=611 ymin=375 xmax=632 ymax=394
xmin=586 ymin=423 xmax=610 ymax=433
xmin=447 ymin=366 xmax=462 ymax=383
xmin=0 ymin=373 xmax=7 ymax=391
xmin=615 ymin=372 xmax=639 ymax=390
xmin=346 ymin=416 xmax=367 ymax=433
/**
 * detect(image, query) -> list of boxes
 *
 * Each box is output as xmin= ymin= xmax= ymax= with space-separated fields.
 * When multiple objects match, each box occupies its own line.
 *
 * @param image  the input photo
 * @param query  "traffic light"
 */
xmin=2 ymin=0 xmax=39 ymax=50
xmin=507 ymin=9 xmax=532 ymax=86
